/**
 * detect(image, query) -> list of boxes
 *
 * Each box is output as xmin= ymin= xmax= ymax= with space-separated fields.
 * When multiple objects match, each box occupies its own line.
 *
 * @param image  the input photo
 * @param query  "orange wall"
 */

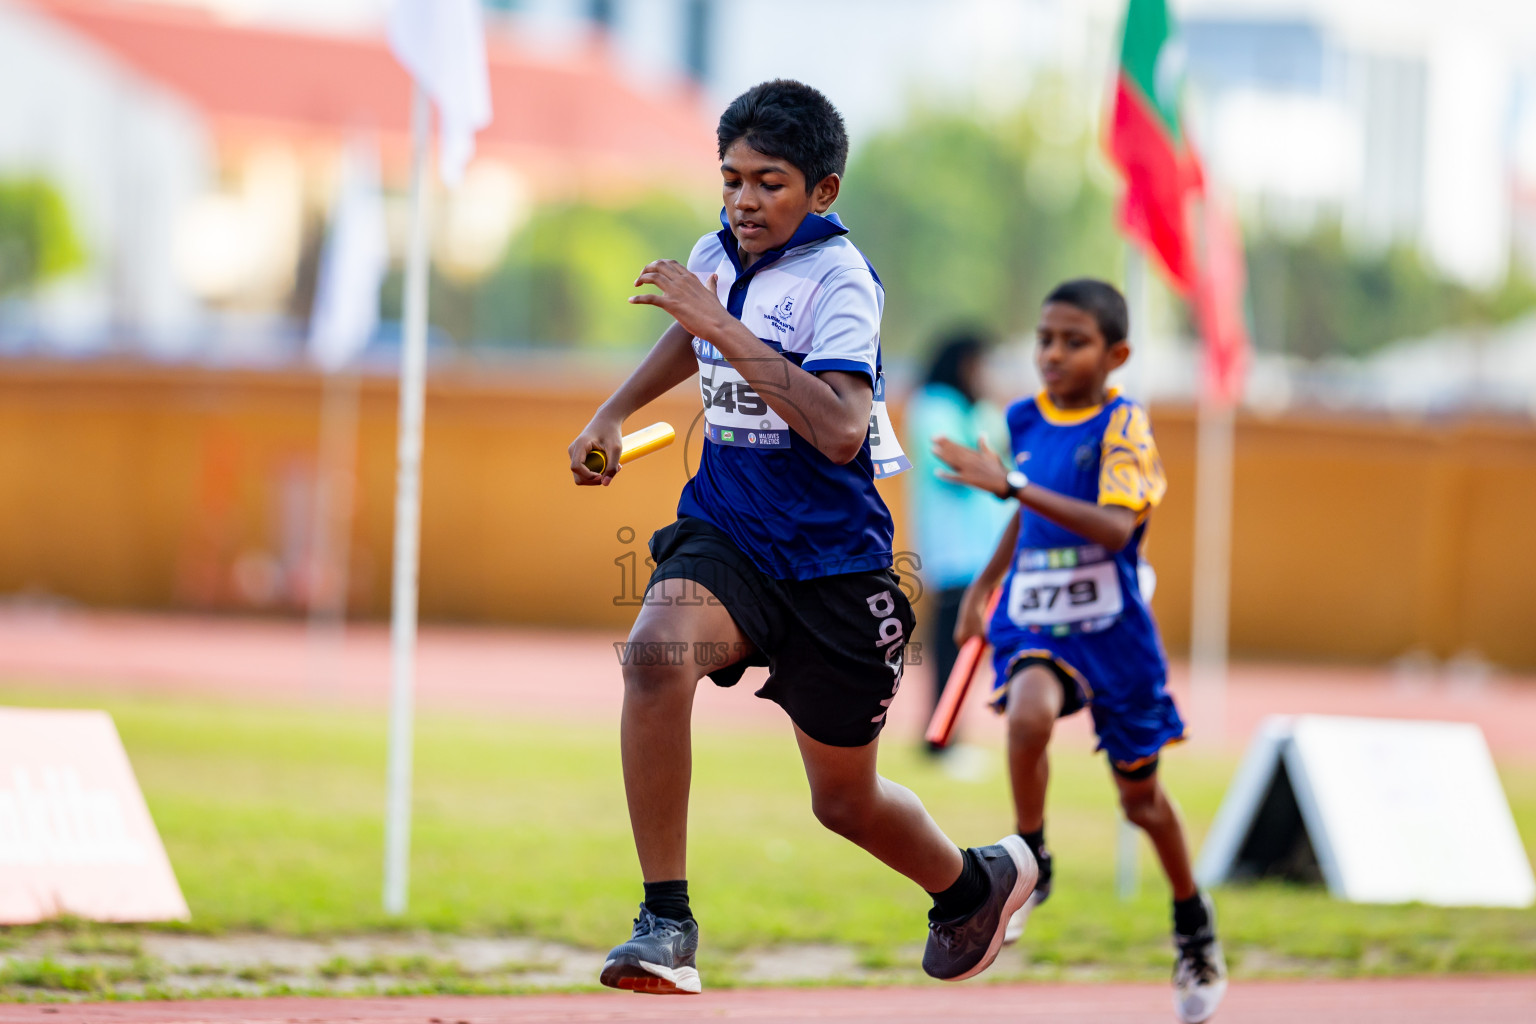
xmin=1 ymin=362 xmax=1533 ymax=668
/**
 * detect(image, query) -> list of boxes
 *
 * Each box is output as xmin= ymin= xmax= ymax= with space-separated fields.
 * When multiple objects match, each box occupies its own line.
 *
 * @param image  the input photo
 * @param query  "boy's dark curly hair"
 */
xmin=1045 ymin=279 xmax=1129 ymax=345
xmin=717 ymin=79 xmax=849 ymax=192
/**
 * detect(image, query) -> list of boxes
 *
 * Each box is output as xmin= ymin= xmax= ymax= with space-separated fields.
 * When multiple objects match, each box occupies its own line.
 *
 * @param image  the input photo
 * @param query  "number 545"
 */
xmin=700 ymin=378 xmax=767 ymax=416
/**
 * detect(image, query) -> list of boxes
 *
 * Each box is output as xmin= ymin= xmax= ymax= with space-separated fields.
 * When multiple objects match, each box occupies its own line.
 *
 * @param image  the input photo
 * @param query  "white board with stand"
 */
xmin=1197 ymin=714 xmax=1534 ymax=908
xmin=0 ymin=708 xmax=189 ymax=923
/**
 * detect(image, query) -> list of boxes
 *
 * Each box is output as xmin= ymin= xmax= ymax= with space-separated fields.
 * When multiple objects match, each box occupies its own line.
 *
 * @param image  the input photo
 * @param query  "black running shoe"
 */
xmin=922 ymin=836 xmax=1038 ymax=981
xmin=599 ymin=905 xmax=701 ymax=995
xmin=1173 ymin=893 xmax=1228 ymax=1023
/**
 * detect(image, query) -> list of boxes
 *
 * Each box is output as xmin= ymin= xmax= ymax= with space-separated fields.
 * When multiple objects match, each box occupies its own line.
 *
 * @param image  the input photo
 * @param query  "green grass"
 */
xmin=2 ymin=683 xmax=1534 ymax=982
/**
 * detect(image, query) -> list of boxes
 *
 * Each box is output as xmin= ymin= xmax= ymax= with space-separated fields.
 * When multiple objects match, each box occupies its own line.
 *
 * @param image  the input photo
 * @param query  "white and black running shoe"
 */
xmin=1002 ymin=882 xmax=1049 ymax=945
xmin=1003 ymin=844 xmax=1051 ymax=945
xmin=599 ymin=905 xmax=701 ymax=995
xmin=1172 ymin=893 xmax=1228 ymax=1023
xmin=922 ymin=836 xmax=1038 ymax=981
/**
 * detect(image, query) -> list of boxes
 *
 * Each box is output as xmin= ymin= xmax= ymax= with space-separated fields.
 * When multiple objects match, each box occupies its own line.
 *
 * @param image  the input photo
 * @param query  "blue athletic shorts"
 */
xmin=991 ymin=648 xmax=1185 ymax=777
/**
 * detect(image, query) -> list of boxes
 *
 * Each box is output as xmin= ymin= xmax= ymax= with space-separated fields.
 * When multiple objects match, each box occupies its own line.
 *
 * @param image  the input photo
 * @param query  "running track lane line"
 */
xmin=1 ymin=978 xmax=1532 ymax=1024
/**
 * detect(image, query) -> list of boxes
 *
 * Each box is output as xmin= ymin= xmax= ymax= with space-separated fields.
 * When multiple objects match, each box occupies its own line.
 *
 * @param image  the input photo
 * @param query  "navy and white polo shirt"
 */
xmin=675 ymin=211 xmax=909 ymax=581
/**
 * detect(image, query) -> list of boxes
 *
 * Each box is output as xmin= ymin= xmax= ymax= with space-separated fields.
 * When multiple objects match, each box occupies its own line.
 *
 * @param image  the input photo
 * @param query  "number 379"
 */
xmin=1017 ymin=579 xmax=1098 ymax=610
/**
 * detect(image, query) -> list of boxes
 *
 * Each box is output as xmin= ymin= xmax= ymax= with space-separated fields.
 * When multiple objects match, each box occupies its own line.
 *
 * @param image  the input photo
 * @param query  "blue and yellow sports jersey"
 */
xmin=987 ymin=389 xmax=1183 ymax=771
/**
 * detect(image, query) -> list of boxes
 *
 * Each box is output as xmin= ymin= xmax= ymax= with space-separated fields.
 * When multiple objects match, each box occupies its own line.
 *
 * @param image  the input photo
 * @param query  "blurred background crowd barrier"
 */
xmin=2 ymin=359 xmax=1531 ymax=669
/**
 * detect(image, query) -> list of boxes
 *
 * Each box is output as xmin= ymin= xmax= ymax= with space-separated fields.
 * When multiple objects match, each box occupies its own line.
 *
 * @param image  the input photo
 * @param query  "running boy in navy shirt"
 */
xmin=934 ymin=280 xmax=1228 ymax=1023
xmin=568 ymin=80 xmax=1034 ymax=995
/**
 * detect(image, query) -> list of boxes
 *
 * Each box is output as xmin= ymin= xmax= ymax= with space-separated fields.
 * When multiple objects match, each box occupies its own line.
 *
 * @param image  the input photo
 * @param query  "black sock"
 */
xmin=642 ymin=879 xmax=692 ymax=922
xmin=928 ymin=848 xmax=988 ymax=922
xmin=1173 ymin=892 xmax=1209 ymax=936
xmin=1019 ymin=826 xmax=1052 ymax=887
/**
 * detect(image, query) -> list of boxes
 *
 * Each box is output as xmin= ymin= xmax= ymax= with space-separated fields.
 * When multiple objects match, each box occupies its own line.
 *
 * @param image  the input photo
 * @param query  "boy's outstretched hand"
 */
xmin=933 ymin=435 xmax=1010 ymax=498
xmin=630 ymin=260 xmax=724 ymax=342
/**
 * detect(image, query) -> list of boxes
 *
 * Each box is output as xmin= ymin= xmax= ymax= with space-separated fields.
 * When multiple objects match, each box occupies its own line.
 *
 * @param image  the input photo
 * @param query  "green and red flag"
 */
xmin=1108 ymin=0 xmax=1250 ymax=403
xmin=1191 ymin=188 xmax=1250 ymax=403
xmin=1108 ymin=0 xmax=1200 ymax=294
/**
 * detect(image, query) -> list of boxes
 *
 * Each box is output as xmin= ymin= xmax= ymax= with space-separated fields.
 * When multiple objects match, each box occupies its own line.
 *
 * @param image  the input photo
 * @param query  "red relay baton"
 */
xmin=924 ymin=589 xmax=1001 ymax=748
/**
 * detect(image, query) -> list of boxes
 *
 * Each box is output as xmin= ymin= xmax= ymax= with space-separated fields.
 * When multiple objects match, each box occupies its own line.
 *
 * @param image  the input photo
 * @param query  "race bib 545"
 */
xmin=694 ymin=341 xmax=911 ymax=474
xmin=697 ymin=344 xmax=790 ymax=448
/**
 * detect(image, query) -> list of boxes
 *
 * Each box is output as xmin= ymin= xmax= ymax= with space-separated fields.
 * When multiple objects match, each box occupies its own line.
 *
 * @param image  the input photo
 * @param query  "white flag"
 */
xmin=387 ymin=0 xmax=493 ymax=186
xmin=309 ymin=138 xmax=389 ymax=373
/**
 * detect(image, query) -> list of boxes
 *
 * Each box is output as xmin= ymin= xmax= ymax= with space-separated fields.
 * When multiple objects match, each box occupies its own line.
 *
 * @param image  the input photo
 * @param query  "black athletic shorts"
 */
xmin=646 ymin=517 xmax=915 ymax=748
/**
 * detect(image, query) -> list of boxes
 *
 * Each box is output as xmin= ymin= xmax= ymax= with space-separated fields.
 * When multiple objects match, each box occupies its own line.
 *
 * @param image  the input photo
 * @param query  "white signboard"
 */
xmin=1197 ymin=715 xmax=1535 ymax=908
xmin=0 ymin=708 xmax=189 ymax=923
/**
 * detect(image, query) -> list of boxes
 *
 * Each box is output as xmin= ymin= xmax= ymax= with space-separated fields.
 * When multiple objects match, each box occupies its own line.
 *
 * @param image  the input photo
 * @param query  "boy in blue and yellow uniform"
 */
xmin=935 ymin=279 xmax=1228 ymax=1024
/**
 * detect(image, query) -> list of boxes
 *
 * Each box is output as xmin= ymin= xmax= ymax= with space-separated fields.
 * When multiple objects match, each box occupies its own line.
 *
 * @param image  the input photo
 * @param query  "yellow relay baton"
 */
xmin=584 ymin=422 xmax=676 ymax=474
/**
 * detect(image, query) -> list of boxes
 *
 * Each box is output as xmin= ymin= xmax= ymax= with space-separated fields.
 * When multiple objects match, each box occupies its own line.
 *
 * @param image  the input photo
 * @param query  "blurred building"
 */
xmin=0 ymin=0 xmax=713 ymax=359
xmin=1182 ymin=4 xmax=1536 ymax=292
xmin=503 ymin=0 xmax=1536 ymax=297
xmin=0 ymin=0 xmax=210 ymax=353
xmin=516 ymin=0 xmax=1107 ymax=138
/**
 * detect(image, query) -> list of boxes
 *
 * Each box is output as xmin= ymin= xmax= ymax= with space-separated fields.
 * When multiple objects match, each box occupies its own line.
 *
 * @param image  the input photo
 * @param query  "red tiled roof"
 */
xmin=24 ymin=0 xmax=717 ymax=185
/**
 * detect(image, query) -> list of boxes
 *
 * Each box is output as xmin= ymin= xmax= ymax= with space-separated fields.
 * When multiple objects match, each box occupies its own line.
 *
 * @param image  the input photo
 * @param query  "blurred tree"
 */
xmin=836 ymin=86 xmax=1122 ymax=355
xmin=0 ymin=177 xmax=86 ymax=299
xmin=1246 ymin=223 xmax=1536 ymax=359
xmin=469 ymin=192 xmax=707 ymax=348
xmin=410 ymin=82 xmax=1536 ymax=361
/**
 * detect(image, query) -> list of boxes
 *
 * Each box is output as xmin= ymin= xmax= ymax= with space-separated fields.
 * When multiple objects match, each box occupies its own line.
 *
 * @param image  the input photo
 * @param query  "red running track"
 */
xmin=2 ymin=618 xmax=1533 ymax=1020
xmin=0 ymin=978 xmax=1532 ymax=1023
xmin=1 ymin=608 xmax=1534 ymax=759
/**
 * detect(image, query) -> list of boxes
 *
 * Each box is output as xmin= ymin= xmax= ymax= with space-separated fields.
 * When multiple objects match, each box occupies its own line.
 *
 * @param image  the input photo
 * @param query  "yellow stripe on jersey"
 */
xmin=1098 ymin=404 xmax=1167 ymax=516
xmin=1036 ymin=387 xmax=1122 ymax=426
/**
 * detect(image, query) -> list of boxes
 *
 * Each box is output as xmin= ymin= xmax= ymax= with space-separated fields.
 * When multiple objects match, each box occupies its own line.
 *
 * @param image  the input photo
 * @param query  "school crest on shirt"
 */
xmin=763 ymin=296 xmax=797 ymax=334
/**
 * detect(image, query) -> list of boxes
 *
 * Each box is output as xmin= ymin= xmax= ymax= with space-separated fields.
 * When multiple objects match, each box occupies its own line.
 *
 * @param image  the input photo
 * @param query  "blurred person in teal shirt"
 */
xmin=905 ymin=329 xmax=1015 ymax=755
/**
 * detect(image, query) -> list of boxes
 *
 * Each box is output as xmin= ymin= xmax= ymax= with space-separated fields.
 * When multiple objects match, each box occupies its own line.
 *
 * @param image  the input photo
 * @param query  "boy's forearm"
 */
xmin=706 ymin=315 xmax=870 ymax=463
xmin=596 ymin=322 xmax=698 ymax=423
xmin=970 ymin=511 xmax=1020 ymax=595
xmin=1017 ymin=485 xmax=1138 ymax=552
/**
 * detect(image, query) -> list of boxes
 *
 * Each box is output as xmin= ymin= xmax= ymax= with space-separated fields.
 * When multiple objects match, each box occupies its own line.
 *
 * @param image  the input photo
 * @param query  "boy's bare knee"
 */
xmin=622 ymin=660 xmax=687 ymax=697
xmin=1119 ymin=785 xmax=1163 ymax=830
xmin=620 ymin=629 xmax=695 ymax=699
xmin=1007 ymin=704 xmax=1055 ymax=753
xmin=810 ymin=785 xmax=874 ymax=839
xmin=1006 ymin=668 xmax=1061 ymax=753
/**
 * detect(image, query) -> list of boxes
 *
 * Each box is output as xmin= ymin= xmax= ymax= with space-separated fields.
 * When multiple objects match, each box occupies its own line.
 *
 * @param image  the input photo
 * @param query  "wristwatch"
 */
xmin=1001 ymin=469 xmax=1028 ymax=500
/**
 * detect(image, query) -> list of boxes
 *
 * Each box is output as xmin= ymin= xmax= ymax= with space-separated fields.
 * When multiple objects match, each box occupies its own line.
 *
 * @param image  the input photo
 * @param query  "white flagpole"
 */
xmin=1123 ymin=248 xmax=1150 ymax=401
xmin=307 ymin=137 xmax=383 ymax=693
xmin=1189 ymin=387 xmax=1234 ymax=744
xmin=1117 ymin=245 xmax=1150 ymax=901
xmin=383 ymin=83 xmax=433 ymax=916
xmin=306 ymin=370 xmax=361 ymax=692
